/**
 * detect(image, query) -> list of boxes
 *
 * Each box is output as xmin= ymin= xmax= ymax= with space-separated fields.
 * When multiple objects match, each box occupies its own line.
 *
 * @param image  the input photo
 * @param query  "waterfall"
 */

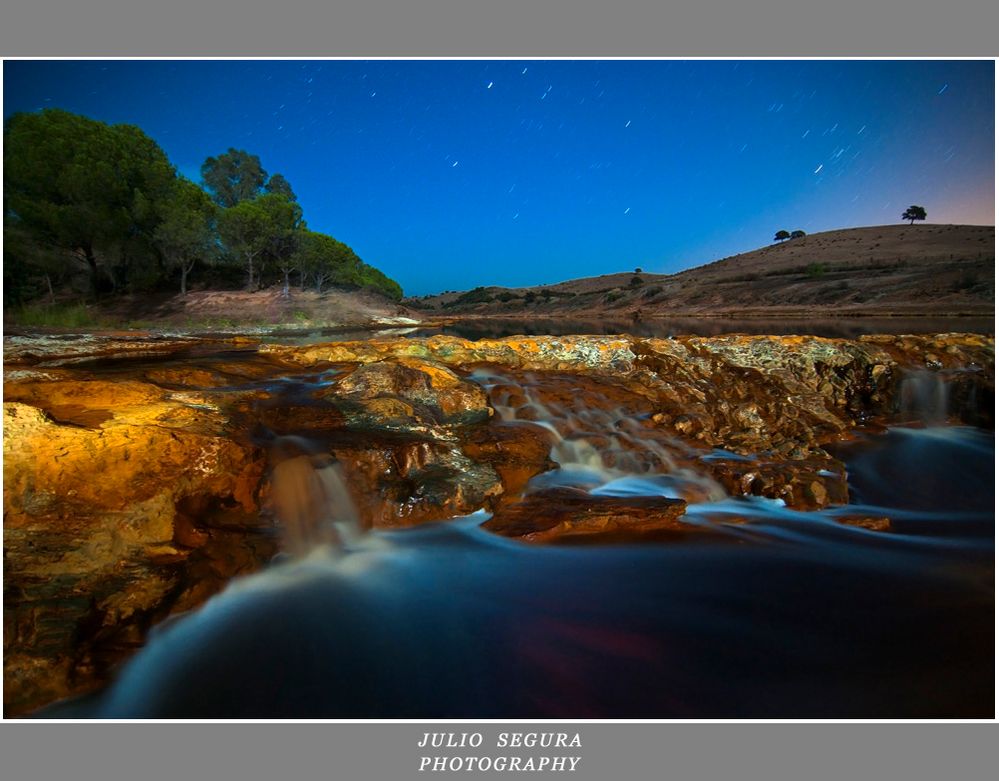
xmin=471 ymin=368 xmax=727 ymax=502
xmin=268 ymin=435 xmax=362 ymax=555
xmin=897 ymin=369 xmax=952 ymax=426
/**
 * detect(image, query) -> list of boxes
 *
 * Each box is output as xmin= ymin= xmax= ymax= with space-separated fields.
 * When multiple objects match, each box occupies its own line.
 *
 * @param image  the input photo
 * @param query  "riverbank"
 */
xmin=3 ymin=330 xmax=994 ymax=715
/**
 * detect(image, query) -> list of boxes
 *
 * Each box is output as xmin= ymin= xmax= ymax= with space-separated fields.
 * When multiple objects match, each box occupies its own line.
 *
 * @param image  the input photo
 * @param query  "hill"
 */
xmin=407 ymin=224 xmax=995 ymax=319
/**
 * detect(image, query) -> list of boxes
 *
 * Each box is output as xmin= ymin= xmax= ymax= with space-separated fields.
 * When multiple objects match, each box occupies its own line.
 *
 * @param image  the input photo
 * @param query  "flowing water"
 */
xmin=41 ymin=344 xmax=995 ymax=718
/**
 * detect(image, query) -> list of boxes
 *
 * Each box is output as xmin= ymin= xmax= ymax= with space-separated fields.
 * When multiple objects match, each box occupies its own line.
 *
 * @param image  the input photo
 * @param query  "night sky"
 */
xmin=3 ymin=60 xmax=994 ymax=296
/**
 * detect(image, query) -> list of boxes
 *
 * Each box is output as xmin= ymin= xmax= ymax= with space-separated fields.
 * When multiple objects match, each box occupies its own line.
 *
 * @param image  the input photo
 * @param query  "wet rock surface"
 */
xmin=2 ymin=330 xmax=993 ymax=715
xmin=483 ymin=488 xmax=688 ymax=543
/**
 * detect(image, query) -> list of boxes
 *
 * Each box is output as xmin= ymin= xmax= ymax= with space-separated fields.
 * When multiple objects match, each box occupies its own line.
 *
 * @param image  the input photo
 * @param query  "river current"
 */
xmin=39 ymin=332 xmax=994 ymax=719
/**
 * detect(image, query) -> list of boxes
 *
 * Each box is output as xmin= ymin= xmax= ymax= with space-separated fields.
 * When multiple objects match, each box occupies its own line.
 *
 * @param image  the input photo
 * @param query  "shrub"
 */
xmin=12 ymin=303 xmax=107 ymax=328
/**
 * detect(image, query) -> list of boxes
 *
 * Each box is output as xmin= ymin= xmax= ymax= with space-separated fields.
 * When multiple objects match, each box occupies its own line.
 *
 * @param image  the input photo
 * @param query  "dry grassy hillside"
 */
xmin=409 ymin=224 xmax=994 ymax=319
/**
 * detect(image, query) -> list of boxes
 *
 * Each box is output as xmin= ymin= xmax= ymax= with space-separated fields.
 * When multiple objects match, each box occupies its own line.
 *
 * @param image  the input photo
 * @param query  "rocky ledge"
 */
xmin=3 ymin=331 xmax=993 ymax=714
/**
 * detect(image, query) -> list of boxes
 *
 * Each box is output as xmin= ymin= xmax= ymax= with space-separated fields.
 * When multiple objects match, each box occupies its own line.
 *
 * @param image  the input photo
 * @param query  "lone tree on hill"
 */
xmin=902 ymin=205 xmax=927 ymax=225
xmin=774 ymin=230 xmax=791 ymax=243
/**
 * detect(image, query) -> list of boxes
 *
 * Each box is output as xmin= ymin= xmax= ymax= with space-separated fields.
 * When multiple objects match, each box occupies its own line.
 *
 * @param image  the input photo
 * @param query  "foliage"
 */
xmin=634 ymin=267 xmax=642 ymax=273
xmin=4 ymin=108 xmax=176 ymax=295
xmin=453 ymin=286 xmax=495 ymax=305
xmin=264 ymin=173 xmax=297 ymax=201
xmin=154 ymin=178 xmax=219 ymax=294
xmin=4 ymin=109 xmax=403 ymax=313
xmin=629 ymin=275 xmax=643 ymax=287
xmin=806 ymin=263 xmax=827 ymax=278
xmin=10 ymin=302 xmax=108 ymax=328
xmin=790 ymin=230 xmax=807 ymax=239
xmin=218 ymin=193 xmax=302 ymax=290
xmin=201 ymin=149 xmax=268 ymax=208
xmin=774 ymin=230 xmax=791 ymax=243
xmin=902 ymin=205 xmax=927 ymax=225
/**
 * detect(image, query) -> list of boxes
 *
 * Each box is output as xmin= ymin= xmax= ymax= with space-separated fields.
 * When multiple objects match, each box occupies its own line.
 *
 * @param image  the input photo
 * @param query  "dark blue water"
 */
xmin=56 ymin=426 xmax=992 ymax=719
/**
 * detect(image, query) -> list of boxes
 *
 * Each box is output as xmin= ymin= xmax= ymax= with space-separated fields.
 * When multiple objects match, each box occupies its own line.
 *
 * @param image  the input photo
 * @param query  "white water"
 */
xmin=268 ymin=435 xmax=362 ymax=555
xmin=469 ymin=368 xmax=728 ymax=504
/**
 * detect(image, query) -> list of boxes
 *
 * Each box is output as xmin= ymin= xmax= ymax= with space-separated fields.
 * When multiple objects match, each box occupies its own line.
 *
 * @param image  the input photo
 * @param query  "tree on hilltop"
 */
xmin=902 ymin=205 xmax=927 ymax=225
xmin=790 ymin=230 xmax=807 ymax=239
xmin=774 ymin=230 xmax=791 ymax=243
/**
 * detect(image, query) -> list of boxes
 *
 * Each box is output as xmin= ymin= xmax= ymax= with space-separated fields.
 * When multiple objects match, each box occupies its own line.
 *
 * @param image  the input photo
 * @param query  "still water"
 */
xmin=264 ymin=316 xmax=995 ymax=344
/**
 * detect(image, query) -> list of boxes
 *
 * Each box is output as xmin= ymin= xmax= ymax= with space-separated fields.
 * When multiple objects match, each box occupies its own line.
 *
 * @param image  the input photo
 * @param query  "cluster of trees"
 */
xmin=773 ymin=229 xmax=807 ymax=243
xmin=4 ymin=109 xmax=402 ymax=306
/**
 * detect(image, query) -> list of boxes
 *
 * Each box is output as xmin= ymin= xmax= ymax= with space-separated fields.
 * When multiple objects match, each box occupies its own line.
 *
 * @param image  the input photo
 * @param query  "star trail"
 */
xmin=4 ymin=60 xmax=994 ymax=295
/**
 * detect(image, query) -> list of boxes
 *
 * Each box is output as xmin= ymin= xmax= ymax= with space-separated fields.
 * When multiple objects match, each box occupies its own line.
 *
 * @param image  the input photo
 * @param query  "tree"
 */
xmin=201 ymin=149 xmax=268 ymax=208
xmin=634 ymin=267 xmax=643 ymax=273
xmin=265 ymin=173 xmax=297 ymax=202
xmin=4 ymin=109 xmax=176 ymax=296
xmin=790 ymin=230 xmax=807 ymax=239
xmin=294 ymin=230 xmax=358 ymax=294
xmin=902 ymin=205 xmax=927 ymax=225
xmin=217 ymin=193 xmax=302 ymax=291
xmin=4 ymin=215 xmax=69 ymax=305
xmin=774 ymin=230 xmax=791 ymax=243
xmin=154 ymin=178 xmax=219 ymax=295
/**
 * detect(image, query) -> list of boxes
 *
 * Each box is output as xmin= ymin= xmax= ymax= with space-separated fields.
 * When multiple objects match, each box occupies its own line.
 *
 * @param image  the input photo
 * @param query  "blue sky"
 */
xmin=4 ymin=60 xmax=994 ymax=295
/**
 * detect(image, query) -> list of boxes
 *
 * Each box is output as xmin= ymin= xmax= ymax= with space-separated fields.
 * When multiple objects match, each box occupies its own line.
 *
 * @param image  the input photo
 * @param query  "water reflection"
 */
xmin=412 ymin=317 xmax=996 ymax=340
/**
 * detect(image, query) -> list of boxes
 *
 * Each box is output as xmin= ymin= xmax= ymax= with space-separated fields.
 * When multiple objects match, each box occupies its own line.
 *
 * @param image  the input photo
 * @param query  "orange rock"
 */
xmin=461 ymin=422 xmax=556 ymax=500
xmin=482 ymin=488 xmax=688 ymax=543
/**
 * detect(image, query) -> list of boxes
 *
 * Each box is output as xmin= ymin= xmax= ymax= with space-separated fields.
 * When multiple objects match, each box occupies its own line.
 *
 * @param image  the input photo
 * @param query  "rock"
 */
xmin=2 ymin=386 xmax=269 ymax=716
xmin=328 ymin=435 xmax=503 ymax=528
xmin=704 ymin=455 xmax=849 ymax=510
xmin=482 ymin=488 xmax=688 ymax=543
xmin=834 ymin=515 xmax=893 ymax=532
xmin=460 ymin=422 xmax=557 ymax=500
xmin=327 ymin=358 xmax=491 ymax=429
xmin=2 ymin=330 xmax=992 ymax=714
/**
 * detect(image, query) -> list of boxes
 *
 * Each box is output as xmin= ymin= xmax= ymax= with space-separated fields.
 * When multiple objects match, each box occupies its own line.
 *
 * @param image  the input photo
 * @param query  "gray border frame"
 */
xmin=1 ymin=1 xmax=998 ymax=56
xmin=2 ymin=1 xmax=996 ymax=779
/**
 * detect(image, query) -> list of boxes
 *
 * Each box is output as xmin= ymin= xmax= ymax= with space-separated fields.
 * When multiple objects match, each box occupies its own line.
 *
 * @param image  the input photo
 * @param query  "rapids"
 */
xmin=43 ymin=354 xmax=993 ymax=719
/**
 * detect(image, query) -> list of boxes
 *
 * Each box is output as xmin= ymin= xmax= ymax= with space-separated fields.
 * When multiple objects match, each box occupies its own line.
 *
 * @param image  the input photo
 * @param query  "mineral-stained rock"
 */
xmin=2 ymin=384 xmax=269 ymax=716
xmin=325 ymin=358 xmax=491 ymax=431
xmin=482 ymin=488 xmax=688 ymax=543
xmin=460 ymin=422 xmax=557 ymax=500
xmin=2 ymin=333 xmax=215 ymax=367
xmin=2 ymin=330 xmax=993 ymax=714
xmin=704 ymin=455 xmax=849 ymax=510
xmin=833 ymin=515 xmax=893 ymax=532
xmin=328 ymin=434 xmax=503 ymax=528
xmin=265 ymin=332 xmax=994 ymax=453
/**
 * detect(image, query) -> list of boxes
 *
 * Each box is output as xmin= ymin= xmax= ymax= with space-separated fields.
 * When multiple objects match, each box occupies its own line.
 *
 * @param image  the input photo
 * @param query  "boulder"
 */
xmin=482 ymin=488 xmax=688 ymax=543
